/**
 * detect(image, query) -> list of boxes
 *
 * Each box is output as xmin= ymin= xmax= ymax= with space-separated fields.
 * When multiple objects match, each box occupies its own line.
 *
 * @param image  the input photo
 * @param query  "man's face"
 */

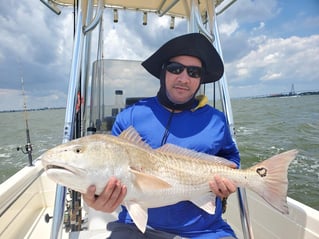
xmin=165 ymin=55 xmax=202 ymax=105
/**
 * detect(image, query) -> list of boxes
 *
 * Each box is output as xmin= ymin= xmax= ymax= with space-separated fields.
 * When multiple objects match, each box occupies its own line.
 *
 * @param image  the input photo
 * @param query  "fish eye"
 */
xmin=74 ymin=147 xmax=82 ymax=153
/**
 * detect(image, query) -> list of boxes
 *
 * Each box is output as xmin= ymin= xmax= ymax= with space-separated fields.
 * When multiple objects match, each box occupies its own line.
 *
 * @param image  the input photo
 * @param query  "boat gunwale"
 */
xmin=0 ymin=160 xmax=44 ymax=217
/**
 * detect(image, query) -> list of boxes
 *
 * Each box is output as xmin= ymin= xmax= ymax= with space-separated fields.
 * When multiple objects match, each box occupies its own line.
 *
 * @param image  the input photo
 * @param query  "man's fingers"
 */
xmin=109 ymin=184 xmax=127 ymax=212
xmin=82 ymin=185 xmax=97 ymax=207
xmin=209 ymin=177 xmax=223 ymax=198
xmin=223 ymin=178 xmax=237 ymax=193
xmin=98 ymin=177 xmax=118 ymax=202
xmin=209 ymin=175 xmax=236 ymax=198
xmin=86 ymin=185 xmax=96 ymax=196
xmin=82 ymin=177 xmax=127 ymax=213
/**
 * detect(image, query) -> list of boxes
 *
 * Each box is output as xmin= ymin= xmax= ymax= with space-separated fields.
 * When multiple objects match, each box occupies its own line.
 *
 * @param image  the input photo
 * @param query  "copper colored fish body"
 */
xmin=41 ymin=127 xmax=298 ymax=233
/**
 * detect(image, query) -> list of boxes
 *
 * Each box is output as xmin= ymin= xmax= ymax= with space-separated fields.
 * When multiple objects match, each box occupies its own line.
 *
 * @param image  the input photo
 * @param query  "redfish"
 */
xmin=41 ymin=127 xmax=297 ymax=233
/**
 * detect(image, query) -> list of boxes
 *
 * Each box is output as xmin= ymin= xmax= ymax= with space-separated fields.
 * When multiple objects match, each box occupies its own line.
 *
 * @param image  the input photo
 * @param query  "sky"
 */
xmin=0 ymin=0 xmax=318 ymax=111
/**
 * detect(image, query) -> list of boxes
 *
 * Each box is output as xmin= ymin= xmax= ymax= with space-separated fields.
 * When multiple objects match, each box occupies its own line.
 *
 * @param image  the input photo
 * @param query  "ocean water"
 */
xmin=233 ymin=95 xmax=319 ymax=210
xmin=0 ymin=95 xmax=318 ymax=210
xmin=0 ymin=109 xmax=64 ymax=182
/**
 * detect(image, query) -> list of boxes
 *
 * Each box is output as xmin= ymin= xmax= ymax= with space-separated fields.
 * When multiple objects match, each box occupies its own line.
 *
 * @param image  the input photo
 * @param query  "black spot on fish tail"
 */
xmin=256 ymin=167 xmax=267 ymax=177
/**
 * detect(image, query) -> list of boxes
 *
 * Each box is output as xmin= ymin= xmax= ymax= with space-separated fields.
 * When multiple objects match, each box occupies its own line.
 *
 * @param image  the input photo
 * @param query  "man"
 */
xmin=83 ymin=33 xmax=240 ymax=239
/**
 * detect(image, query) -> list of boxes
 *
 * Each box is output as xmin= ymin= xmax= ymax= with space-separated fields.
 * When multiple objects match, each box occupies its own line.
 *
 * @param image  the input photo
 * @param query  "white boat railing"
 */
xmin=51 ymin=0 xmax=107 ymax=237
xmin=50 ymin=0 xmax=84 ymax=237
xmin=212 ymin=12 xmax=254 ymax=239
xmin=192 ymin=1 xmax=253 ymax=238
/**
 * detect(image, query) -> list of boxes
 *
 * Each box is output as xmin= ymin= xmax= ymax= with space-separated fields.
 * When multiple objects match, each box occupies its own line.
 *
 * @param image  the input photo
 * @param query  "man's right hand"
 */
xmin=82 ymin=177 xmax=127 ymax=213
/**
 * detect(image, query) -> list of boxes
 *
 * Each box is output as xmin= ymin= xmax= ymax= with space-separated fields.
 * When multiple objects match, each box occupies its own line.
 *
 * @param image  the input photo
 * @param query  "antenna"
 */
xmin=16 ymin=69 xmax=33 ymax=166
xmin=289 ymin=83 xmax=296 ymax=96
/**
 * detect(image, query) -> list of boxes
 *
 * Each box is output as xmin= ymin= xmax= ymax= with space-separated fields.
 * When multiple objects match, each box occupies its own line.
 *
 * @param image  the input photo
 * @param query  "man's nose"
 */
xmin=176 ymin=69 xmax=189 ymax=81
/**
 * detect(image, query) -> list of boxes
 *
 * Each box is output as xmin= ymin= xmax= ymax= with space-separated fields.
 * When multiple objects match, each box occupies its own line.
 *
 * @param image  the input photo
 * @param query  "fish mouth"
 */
xmin=44 ymin=162 xmax=86 ymax=176
xmin=45 ymin=164 xmax=70 ymax=171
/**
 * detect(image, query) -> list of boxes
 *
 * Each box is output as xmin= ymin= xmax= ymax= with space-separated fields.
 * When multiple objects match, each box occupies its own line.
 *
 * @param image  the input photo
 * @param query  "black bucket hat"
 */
xmin=142 ymin=33 xmax=224 ymax=84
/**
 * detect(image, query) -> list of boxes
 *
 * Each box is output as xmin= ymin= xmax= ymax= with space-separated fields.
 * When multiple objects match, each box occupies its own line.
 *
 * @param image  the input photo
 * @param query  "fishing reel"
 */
xmin=17 ymin=142 xmax=33 ymax=166
xmin=16 ymin=143 xmax=33 ymax=155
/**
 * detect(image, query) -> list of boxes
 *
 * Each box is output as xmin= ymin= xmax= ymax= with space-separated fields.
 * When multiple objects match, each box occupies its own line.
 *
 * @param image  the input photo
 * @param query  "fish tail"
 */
xmin=247 ymin=149 xmax=298 ymax=214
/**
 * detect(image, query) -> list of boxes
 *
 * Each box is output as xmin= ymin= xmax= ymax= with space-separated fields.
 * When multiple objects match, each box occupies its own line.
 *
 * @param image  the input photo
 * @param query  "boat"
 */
xmin=1 ymin=1 xmax=319 ymax=238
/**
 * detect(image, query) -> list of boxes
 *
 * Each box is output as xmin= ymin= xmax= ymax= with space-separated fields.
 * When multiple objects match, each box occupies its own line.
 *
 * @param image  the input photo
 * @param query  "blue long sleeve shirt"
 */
xmin=112 ymin=96 xmax=240 ymax=238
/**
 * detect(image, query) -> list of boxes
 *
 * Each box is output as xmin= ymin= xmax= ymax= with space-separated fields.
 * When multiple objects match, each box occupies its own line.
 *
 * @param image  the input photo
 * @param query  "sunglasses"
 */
xmin=166 ymin=62 xmax=202 ymax=78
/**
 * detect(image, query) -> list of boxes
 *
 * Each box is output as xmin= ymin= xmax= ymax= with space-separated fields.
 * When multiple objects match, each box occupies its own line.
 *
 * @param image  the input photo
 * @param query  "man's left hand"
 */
xmin=209 ymin=175 xmax=237 ymax=198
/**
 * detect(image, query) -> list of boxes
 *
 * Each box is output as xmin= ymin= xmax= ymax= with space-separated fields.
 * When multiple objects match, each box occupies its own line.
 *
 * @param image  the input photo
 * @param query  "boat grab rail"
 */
xmin=158 ymin=0 xmax=180 ymax=17
xmin=191 ymin=1 xmax=254 ymax=238
xmin=50 ymin=0 xmax=86 ymax=238
xmin=50 ymin=0 xmax=105 ymax=238
xmin=83 ymin=0 xmax=104 ymax=34
xmin=212 ymin=13 xmax=254 ymax=239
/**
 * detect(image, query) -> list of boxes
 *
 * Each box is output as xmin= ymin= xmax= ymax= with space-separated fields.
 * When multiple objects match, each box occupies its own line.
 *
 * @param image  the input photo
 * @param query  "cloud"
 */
xmin=227 ymin=34 xmax=319 ymax=96
xmin=253 ymin=22 xmax=265 ymax=31
xmin=261 ymin=72 xmax=282 ymax=81
xmin=217 ymin=0 xmax=280 ymax=64
xmin=223 ymin=0 xmax=280 ymax=23
xmin=0 ymin=1 xmax=72 ymax=103
xmin=0 ymin=89 xmax=24 ymax=111
xmin=0 ymin=0 xmax=318 ymax=109
xmin=219 ymin=20 xmax=239 ymax=36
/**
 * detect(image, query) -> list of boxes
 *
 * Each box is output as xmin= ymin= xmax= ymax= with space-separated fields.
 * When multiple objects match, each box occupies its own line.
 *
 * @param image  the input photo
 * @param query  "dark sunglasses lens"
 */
xmin=166 ymin=62 xmax=201 ymax=78
xmin=166 ymin=62 xmax=185 ymax=74
xmin=187 ymin=67 xmax=201 ymax=78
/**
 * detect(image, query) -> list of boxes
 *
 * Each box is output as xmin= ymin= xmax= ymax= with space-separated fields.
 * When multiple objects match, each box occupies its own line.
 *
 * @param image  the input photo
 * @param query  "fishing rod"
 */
xmin=16 ymin=76 xmax=33 ymax=166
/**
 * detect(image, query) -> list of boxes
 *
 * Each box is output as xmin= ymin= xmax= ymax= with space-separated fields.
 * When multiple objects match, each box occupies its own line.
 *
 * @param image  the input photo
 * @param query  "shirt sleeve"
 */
xmin=111 ymin=106 xmax=133 ymax=136
xmin=218 ymin=121 xmax=240 ymax=168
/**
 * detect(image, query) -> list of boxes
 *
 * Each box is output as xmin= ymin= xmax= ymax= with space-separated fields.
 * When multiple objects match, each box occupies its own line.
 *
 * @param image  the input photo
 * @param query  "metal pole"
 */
xmin=191 ymin=1 xmax=254 ymax=238
xmin=212 ymin=12 xmax=255 ymax=239
xmin=50 ymin=1 xmax=84 ymax=238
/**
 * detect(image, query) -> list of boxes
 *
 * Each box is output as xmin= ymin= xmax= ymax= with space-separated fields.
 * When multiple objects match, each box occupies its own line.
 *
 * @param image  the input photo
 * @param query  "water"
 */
xmin=0 ymin=109 xmax=64 ymax=182
xmin=0 ymin=95 xmax=318 ymax=210
xmin=233 ymin=95 xmax=319 ymax=210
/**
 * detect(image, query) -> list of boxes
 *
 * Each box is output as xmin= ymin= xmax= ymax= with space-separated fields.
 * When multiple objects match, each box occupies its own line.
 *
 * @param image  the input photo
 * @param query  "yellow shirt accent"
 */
xmin=192 ymin=95 xmax=208 ymax=112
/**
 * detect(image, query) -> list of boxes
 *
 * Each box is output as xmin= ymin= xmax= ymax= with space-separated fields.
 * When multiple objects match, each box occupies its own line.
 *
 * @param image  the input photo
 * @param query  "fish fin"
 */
xmin=157 ymin=144 xmax=237 ymax=168
xmin=119 ymin=127 xmax=152 ymax=150
xmin=124 ymin=201 xmax=148 ymax=233
xmin=191 ymin=193 xmax=216 ymax=214
xmin=248 ymin=149 xmax=298 ymax=214
xmin=130 ymin=168 xmax=172 ymax=190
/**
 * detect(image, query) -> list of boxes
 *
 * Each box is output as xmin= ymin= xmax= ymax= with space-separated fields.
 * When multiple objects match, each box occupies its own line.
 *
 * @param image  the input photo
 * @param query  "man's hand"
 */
xmin=209 ymin=175 xmax=236 ymax=198
xmin=82 ymin=177 xmax=127 ymax=213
